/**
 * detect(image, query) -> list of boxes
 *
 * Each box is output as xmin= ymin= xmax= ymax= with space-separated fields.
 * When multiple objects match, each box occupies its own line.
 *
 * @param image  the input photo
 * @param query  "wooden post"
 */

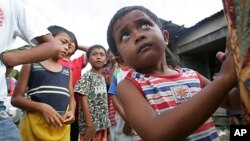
xmin=222 ymin=0 xmax=250 ymax=124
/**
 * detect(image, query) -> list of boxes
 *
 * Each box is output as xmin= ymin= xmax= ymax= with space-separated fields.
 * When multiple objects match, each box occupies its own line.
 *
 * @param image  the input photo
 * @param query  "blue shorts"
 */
xmin=0 ymin=102 xmax=21 ymax=141
xmin=226 ymin=110 xmax=242 ymax=117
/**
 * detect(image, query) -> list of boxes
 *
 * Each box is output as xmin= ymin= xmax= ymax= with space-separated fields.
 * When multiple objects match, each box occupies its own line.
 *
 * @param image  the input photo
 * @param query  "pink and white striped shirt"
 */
xmin=126 ymin=68 xmax=219 ymax=141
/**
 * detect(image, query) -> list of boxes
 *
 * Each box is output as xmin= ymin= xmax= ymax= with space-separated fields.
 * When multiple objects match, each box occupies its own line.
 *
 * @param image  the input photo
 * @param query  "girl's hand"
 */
xmin=123 ymin=121 xmax=133 ymax=135
xmin=63 ymin=111 xmax=75 ymax=124
xmin=40 ymin=103 xmax=64 ymax=127
xmin=111 ymin=56 xmax=118 ymax=65
xmin=216 ymin=51 xmax=226 ymax=63
xmin=82 ymin=126 xmax=96 ymax=141
xmin=217 ymin=50 xmax=237 ymax=87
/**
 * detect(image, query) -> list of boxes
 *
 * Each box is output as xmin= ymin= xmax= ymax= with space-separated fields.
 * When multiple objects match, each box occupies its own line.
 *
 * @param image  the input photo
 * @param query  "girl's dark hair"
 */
xmin=107 ymin=6 xmax=162 ymax=57
xmin=165 ymin=47 xmax=178 ymax=68
xmin=48 ymin=25 xmax=78 ymax=54
xmin=86 ymin=44 xmax=107 ymax=58
xmin=67 ymin=31 xmax=78 ymax=54
xmin=103 ymin=48 xmax=112 ymax=68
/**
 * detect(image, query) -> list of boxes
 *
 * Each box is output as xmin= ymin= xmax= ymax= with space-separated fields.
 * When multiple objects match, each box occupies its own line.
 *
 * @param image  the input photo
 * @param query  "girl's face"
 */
xmin=113 ymin=10 xmax=169 ymax=73
xmin=107 ymin=50 xmax=114 ymax=61
xmin=54 ymin=32 xmax=73 ymax=59
xmin=88 ymin=48 xmax=107 ymax=70
xmin=67 ymin=41 xmax=76 ymax=56
xmin=107 ymin=50 xmax=117 ymax=64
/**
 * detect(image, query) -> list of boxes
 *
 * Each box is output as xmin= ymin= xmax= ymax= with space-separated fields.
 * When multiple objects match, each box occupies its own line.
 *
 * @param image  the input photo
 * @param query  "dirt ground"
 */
xmin=218 ymin=129 xmax=230 ymax=141
xmin=220 ymin=135 xmax=229 ymax=141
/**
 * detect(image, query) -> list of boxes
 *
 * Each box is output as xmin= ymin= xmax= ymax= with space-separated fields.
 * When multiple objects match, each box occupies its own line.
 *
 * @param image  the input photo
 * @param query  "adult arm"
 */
xmin=2 ymin=34 xmax=59 ymax=67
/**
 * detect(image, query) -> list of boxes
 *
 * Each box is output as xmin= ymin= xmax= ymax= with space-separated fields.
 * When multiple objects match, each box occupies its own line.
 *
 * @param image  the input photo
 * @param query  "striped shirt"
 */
xmin=126 ymin=68 xmax=219 ymax=141
xmin=27 ymin=63 xmax=70 ymax=115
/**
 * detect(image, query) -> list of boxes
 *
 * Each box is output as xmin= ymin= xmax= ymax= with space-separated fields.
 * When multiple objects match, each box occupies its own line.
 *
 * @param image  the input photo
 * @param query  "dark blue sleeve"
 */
xmin=108 ymin=74 xmax=117 ymax=95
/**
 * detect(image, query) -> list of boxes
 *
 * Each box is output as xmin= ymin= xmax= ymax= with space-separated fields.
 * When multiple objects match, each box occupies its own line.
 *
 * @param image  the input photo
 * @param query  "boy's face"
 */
xmin=54 ymin=32 xmax=73 ymax=59
xmin=113 ymin=10 xmax=168 ymax=72
xmin=88 ymin=48 xmax=107 ymax=69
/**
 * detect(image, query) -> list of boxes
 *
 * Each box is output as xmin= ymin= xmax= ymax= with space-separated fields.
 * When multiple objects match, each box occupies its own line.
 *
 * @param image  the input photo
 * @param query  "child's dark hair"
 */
xmin=107 ymin=6 xmax=162 ymax=57
xmin=86 ymin=44 xmax=107 ymax=58
xmin=48 ymin=25 xmax=78 ymax=54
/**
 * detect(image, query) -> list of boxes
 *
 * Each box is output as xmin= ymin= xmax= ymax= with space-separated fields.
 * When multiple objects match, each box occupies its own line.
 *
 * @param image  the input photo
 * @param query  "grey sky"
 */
xmin=17 ymin=0 xmax=223 ymax=48
xmin=15 ymin=0 xmax=223 ymax=71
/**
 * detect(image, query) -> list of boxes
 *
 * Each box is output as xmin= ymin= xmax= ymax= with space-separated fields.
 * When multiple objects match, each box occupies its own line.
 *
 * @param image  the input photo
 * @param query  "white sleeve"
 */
xmin=14 ymin=0 xmax=51 ymax=45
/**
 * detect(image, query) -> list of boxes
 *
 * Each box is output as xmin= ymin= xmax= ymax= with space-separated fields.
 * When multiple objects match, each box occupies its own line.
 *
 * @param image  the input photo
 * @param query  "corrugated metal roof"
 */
xmin=180 ymin=9 xmax=224 ymax=35
xmin=160 ymin=19 xmax=186 ymax=42
xmin=160 ymin=9 xmax=224 ymax=41
xmin=189 ymin=9 xmax=224 ymax=29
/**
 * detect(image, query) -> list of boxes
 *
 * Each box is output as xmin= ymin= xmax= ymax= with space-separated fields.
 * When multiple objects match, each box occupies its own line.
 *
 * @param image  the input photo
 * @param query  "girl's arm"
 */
xmin=111 ymin=95 xmax=127 ymax=121
xmin=220 ymin=87 xmax=241 ymax=110
xmin=78 ymin=45 xmax=89 ymax=52
xmin=111 ymin=95 xmax=133 ymax=135
xmin=81 ymin=95 xmax=96 ymax=140
xmin=199 ymin=74 xmax=241 ymax=111
xmin=63 ymin=70 xmax=76 ymax=124
xmin=109 ymin=73 xmax=126 ymax=120
xmin=11 ymin=64 xmax=64 ymax=126
xmin=117 ymin=51 xmax=237 ymax=141
xmin=11 ymin=64 xmax=42 ymax=111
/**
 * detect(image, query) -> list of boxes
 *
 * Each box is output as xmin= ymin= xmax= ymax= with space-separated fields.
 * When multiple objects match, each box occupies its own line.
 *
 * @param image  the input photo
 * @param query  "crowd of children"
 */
xmin=1 ymin=0 xmax=246 ymax=141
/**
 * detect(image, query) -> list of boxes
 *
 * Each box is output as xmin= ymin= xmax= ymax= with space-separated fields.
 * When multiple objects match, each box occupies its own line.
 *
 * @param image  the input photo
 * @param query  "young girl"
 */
xmin=11 ymin=25 xmax=76 ymax=141
xmin=107 ymin=6 xmax=240 ymax=141
xmin=74 ymin=45 xmax=110 ymax=141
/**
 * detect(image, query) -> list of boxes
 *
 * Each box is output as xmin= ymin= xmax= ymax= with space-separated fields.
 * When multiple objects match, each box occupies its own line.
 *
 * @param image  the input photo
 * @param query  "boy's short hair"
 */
xmin=48 ymin=25 xmax=78 ymax=54
xmin=86 ymin=44 xmax=107 ymax=58
xmin=107 ymin=6 xmax=162 ymax=57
